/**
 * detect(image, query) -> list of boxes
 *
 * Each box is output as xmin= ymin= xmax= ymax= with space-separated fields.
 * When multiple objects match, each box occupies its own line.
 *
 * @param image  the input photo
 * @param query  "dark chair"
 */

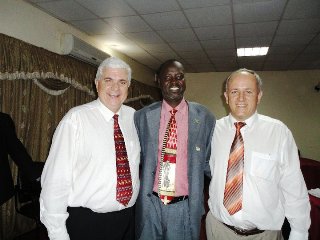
xmin=14 ymin=162 xmax=44 ymax=237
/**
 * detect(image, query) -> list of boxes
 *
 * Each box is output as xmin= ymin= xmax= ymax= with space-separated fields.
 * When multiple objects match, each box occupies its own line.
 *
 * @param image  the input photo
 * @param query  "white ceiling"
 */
xmin=25 ymin=0 xmax=320 ymax=72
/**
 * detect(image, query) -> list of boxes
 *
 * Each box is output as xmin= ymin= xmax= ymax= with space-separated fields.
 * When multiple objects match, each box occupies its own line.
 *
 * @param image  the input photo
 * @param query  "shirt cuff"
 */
xmin=288 ymin=229 xmax=308 ymax=240
xmin=48 ymin=228 xmax=70 ymax=240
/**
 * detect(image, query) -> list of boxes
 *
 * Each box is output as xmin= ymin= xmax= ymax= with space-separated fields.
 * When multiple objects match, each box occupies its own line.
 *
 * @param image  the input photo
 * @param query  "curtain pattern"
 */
xmin=0 ymin=33 xmax=161 ymax=239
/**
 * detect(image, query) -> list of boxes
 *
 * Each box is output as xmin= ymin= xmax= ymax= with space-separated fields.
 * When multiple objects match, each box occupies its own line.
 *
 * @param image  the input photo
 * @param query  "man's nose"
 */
xmin=110 ymin=81 xmax=119 ymax=90
xmin=238 ymin=91 xmax=245 ymax=100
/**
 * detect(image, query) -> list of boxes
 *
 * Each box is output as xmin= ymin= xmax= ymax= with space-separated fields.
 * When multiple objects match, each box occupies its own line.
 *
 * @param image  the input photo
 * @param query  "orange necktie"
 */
xmin=114 ymin=114 xmax=132 ymax=206
xmin=223 ymin=122 xmax=246 ymax=215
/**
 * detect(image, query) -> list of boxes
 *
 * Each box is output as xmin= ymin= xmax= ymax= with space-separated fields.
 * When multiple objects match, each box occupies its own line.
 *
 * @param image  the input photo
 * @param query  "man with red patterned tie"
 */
xmin=40 ymin=57 xmax=140 ymax=240
xmin=134 ymin=59 xmax=215 ymax=240
xmin=206 ymin=69 xmax=310 ymax=240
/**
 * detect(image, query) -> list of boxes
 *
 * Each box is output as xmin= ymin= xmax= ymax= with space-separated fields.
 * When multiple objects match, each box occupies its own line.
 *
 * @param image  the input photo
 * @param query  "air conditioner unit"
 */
xmin=60 ymin=33 xmax=110 ymax=66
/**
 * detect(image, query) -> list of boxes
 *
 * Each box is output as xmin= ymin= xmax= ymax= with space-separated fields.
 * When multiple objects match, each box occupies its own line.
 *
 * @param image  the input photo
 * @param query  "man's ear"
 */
xmin=257 ymin=90 xmax=263 ymax=104
xmin=224 ymin=92 xmax=229 ymax=105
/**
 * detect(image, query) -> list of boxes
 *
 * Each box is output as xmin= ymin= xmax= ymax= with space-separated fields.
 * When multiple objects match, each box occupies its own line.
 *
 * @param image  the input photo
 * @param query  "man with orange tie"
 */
xmin=206 ymin=69 xmax=310 ymax=240
xmin=134 ymin=59 xmax=215 ymax=240
xmin=40 ymin=57 xmax=140 ymax=240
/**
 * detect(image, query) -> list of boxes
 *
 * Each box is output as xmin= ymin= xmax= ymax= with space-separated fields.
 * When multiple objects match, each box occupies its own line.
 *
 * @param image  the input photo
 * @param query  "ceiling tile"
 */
xmin=236 ymin=37 xmax=272 ymax=48
xmin=142 ymin=11 xmax=190 ymax=30
xmin=192 ymin=63 xmax=216 ymax=72
xmin=267 ymin=45 xmax=305 ymax=55
xmin=201 ymin=38 xmax=235 ymax=50
xmin=185 ymin=57 xmax=211 ymax=64
xmin=289 ymin=57 xmax=320 ymax=70
xmin=178 ymin=0 xmax=230 ymax=9
xmin=140 ymin=43 xmax=172 ymax=53
xmin=105 ymin=16 xmax=151 ymax=33
xmin=235 ymin=22 xmax=277 ymax=38
xmin=310 ymin=34 xmax=320 ymax=45
xmin=238 ymin=56 xmax=265 ymax=70
xmin=125 ymin=0 xmax=180 ymax=14
xmin=23 ymin=0 xmax=320 ymax=72
xmin=153 ymin=52 xmax=180 ymax=62
xmin=211 ymin=57 xmax=237 ymax=65
xmin=157 ymin=28 xmax=196 ymax=43
xmin=170 ymin=41 xmax=203 ymax=51
xmin=303 ymin=45 xmax=320 ymax=54
xmin=265 ymin=54 xmax=297 ymax=63
xmin=206 ymin=49 xmax=237 ymax=58
xmin=36 ymin=1 xmax=96 ymax=21
xmin=233 ymin=0 xmax=286 ymax=23
xmin=194 ymin=25 xmax=233 ymax=40
xmin=263 ymin=63 xmax=289 ymax=71
xmin=214 ymin=65 xmax=237 ymax=72
xmin=272 ymin=34 xmax=315 ymax=46
xmin=277 ymin=19 xmax=320 ymax=35
xmin=178 ymin=51 xmax=207 ymax=59
xmin=26 ymin=0 xmax=53 ymax=2
xmin=184 ymin=5 xmax=232 ymax=27
xmin=125 ymin=31 xmax=164 ymax=44
xmin=70 ymin=19 xmax=117 ymax=35
xmin=76 ymin=0 xmax=135 ymax=17
xmin=296 ymin=53 xmax=320 ymax=62
xmin=95 ymin=33 xmax=135 ymax=49
xmin=283 ymin=0 xmax=320 ymax=20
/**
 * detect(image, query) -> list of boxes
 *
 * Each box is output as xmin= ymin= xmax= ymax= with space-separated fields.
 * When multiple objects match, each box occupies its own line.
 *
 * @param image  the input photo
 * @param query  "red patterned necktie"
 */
xmin=223 ymin=122 xmax=246 ymax=215
xmin=113 ymin=114 xmax=132 ymax=206
xmin=158 ymin=109 xmax=178 ymax=205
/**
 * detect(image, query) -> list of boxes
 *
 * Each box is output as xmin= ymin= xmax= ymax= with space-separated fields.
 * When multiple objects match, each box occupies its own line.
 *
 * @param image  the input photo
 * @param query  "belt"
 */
xmin=223 ymin=223 xmax=264 ymax=236
xmin=152 ymin=192 xmax=188 ymax=204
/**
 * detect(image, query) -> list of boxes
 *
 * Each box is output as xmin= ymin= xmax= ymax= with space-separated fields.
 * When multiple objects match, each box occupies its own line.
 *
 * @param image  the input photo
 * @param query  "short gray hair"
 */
xmin=225 ymin=68 xmax=262 ymax=92
xmin=95 ymin=57 xmax=132 ymax=84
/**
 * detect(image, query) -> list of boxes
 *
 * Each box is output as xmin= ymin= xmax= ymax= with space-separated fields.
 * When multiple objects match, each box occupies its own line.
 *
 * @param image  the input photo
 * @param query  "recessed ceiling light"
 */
xmin=237 ymin=47 xmax=269 ymax=57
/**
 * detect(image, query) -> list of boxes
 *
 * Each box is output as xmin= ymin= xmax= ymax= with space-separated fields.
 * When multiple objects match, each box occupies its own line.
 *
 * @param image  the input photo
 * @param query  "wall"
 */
xmin=0 ymin=0 xmax=155 ymax=86
xmin=185 ymin=70 xmax=320 ymax=160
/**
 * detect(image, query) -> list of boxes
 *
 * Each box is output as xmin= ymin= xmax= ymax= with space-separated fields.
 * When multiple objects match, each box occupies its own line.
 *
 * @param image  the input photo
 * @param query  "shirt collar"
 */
xmin=162 ymin=98 xmax=187 ymax=113
xmin=96 ymin=98 xmax=122 ymax=122
xmin=228 ymin=111 xmax=258 ymax=129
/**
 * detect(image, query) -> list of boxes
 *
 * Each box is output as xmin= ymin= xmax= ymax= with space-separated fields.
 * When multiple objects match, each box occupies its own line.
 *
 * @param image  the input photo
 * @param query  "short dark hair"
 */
xmin=156 ymin=59 xmax=182 ymax=76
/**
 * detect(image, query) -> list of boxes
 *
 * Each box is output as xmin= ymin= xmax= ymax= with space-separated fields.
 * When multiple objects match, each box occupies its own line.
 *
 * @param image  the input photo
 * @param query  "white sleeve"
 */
xmin=279 ymin=129 xmax=311 ymax=240
xmin=40 ymin=116 xmax=79 ymax=240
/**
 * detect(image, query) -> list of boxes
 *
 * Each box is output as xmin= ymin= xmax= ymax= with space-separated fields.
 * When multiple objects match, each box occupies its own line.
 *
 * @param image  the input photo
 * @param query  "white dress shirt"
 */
xmin=208 ymin=112 xmax=310 ymax=240
xmin=40 ymin=99 xmax=140 ymax=240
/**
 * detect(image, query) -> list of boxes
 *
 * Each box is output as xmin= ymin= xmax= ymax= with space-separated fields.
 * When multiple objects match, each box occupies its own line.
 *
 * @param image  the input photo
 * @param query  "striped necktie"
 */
xmin=113 ymin=114 xmax=132 ymax=206
xmin=223 ymin=122 xmax=246 ymax=215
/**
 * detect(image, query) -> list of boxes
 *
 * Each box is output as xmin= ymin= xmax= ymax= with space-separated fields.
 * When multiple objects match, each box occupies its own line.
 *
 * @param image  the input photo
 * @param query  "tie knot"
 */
xmin=113 ymin=114 xmax=119 ymax=122
xmin=235 ymin=122 xmax=246 ymax=131
xmin=170 ymin=109 xmax=177 ymax=116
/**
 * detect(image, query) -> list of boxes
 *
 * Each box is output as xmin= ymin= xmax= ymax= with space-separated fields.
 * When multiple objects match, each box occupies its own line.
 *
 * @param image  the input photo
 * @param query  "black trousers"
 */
xmin=66 ymin=206 xmax=134 ymax=240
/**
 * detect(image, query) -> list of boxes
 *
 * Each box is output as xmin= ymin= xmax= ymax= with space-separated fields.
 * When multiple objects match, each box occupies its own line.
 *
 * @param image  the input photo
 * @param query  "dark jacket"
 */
xmin=0 ymin=112 xmax=41 ymax=205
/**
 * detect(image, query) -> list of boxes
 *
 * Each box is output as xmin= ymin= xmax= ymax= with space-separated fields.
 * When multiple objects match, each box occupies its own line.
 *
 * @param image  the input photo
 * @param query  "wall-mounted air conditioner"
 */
xmin=60 ymin=33 xmax=110 ymax=66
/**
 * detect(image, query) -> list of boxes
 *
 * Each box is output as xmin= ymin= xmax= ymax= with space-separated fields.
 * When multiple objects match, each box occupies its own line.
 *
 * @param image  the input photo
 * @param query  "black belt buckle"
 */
xmin=223 ymin=223 xmax=264 ymax=236
xmin=152 ymin=192 xmax=188 ymax=204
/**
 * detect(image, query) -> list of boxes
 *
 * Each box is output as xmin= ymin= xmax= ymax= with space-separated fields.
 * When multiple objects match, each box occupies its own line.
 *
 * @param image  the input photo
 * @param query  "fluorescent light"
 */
xmin=237 ymin=48 xmax=245 ymax=57
xmin=237 ymin=47 xmax=269 ymax=57
xmin=260 ymin=47 xmax=269 ymax=55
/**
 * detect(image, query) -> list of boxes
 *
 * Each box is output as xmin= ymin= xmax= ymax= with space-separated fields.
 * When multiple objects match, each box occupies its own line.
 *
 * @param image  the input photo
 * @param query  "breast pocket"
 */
xmin=250 ymin=152 xmax=277 ymax=181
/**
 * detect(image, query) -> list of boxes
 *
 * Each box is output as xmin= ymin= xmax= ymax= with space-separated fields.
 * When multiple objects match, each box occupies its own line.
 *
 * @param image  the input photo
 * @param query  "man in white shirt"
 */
xmin=40 ymin=57 xmax=140 ymax=240
xmin=206 ymin=69 xmax=310 ymax=240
